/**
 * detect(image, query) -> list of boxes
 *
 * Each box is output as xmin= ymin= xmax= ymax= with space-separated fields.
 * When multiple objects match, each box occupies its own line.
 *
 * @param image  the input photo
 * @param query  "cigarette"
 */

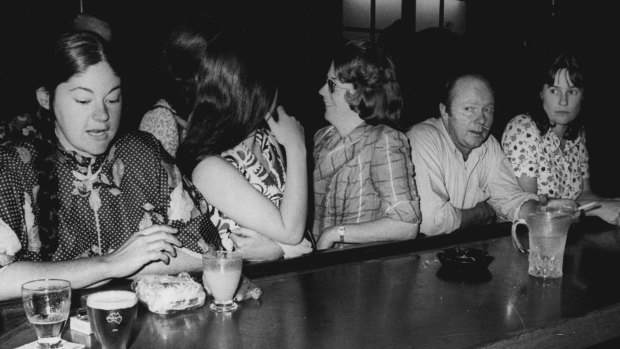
xmin=577 ymin=202 xmax=599 ymax=211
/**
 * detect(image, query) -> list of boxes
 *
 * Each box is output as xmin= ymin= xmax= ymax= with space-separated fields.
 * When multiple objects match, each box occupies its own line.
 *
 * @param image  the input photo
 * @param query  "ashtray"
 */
xmin=436 ymin=247 xmax=494 ymax=272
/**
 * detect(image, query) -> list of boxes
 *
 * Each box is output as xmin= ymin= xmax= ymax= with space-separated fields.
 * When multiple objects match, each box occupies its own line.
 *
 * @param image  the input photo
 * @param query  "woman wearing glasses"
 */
xmin=313 ymin=39 xmax=421 ymax=249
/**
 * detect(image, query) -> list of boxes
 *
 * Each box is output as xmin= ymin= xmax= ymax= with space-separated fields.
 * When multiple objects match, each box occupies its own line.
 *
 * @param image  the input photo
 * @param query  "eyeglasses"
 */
xmin=327 ymin=78 xmax=345 ymax=94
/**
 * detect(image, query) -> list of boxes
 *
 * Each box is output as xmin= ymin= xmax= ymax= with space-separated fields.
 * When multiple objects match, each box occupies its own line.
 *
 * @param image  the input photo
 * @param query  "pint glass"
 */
xmin=86 ymin=290 xmax=138 ymax=349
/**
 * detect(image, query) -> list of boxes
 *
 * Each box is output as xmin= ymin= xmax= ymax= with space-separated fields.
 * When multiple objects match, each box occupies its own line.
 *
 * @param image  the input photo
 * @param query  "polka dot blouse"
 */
xmin=501 ymin=114 xmax=589 ymax=200
xmin=0 ymin=131 xmax=220 ymax=264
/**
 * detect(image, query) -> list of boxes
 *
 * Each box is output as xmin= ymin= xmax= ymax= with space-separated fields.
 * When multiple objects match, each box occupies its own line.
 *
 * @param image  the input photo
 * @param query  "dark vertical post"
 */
xmin=401 ymin=0 xmax=416 ymax=32
xmin=439 ymin=0 xmax=444 ymax=28
xmin=370 ymin=0 xmax=376 ymax=42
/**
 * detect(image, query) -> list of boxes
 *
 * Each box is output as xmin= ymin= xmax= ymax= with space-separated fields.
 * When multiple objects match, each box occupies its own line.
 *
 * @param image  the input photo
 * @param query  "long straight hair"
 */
xmin=176 ymin=29 xmax=277 ymax=177
xmin=161 ymin=15 xmax=224 ymax=119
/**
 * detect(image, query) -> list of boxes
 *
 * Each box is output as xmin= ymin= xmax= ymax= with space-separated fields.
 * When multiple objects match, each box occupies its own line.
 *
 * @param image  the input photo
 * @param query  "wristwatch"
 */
xmin=338 ymin=226 xmax=345 ymax=244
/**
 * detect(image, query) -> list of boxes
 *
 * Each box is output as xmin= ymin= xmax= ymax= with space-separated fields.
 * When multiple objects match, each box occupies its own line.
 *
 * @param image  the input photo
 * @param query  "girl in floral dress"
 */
xmin=501 ymin=52 xmax=620 ymax=225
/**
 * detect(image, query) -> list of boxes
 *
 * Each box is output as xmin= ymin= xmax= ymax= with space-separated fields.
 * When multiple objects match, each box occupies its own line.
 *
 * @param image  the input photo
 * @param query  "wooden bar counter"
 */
xmin=2 ymin=217 xmax=620 ymax=348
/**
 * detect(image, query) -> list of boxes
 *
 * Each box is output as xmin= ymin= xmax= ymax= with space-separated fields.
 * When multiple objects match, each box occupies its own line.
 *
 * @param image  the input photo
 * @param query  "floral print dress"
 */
xmin=139 ymin=99 xmax=184 ymax=158
xmin=501 ymin=114 xmax=589 ymax=200
xmin=207 ymin=128 xmax=313 ymax=257
xmin=0 ymin=131 xmax=220 ymax=267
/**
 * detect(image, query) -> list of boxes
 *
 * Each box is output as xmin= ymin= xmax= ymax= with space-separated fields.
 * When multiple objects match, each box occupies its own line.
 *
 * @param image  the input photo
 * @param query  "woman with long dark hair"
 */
xmin=502 ymin=52 xmax=620 ymax=225
xmin=176 ymin=29 xmax=312 ymax=258
xmin=0 ymin=31 xmax=233 ymax=300
xmin=139 ymin=15 xmax=223 ymax=157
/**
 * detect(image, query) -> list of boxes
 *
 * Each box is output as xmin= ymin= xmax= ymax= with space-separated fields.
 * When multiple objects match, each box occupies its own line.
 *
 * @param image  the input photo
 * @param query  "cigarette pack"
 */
xmin=70 ymin=311 xmax=93 ymax=335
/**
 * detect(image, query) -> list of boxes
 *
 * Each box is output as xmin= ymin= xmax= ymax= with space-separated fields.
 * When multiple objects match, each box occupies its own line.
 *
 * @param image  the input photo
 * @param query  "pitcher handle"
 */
xmin=511 ymin=218 xmax=528 ymax=255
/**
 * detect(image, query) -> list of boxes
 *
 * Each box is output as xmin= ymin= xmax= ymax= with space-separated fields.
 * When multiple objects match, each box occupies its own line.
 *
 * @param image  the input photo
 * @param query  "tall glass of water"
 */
xmin=202 ymin=250 xmax=243 ymax=312
xmin=22 ymin=279 xmax=72 ymax=348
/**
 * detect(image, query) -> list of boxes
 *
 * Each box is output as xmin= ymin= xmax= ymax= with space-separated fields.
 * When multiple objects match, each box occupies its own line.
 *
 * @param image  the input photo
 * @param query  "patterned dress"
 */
xmin=0 ymin=131 xmax=220 ymax=267
xmin=501 ymin=114 xmax=589 ymax=199
xmin=0 ymin=110 xmax=44 ymax=143
xmin=139 ymin=99 xmax=184 ymax=157
xmin=207 ymin=128 xmax=313 ymax=257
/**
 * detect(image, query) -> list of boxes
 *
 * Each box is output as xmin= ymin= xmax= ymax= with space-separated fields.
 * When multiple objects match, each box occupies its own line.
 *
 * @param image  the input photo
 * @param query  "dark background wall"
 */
xmin=1 ymin=0 xmax=618 ymax=195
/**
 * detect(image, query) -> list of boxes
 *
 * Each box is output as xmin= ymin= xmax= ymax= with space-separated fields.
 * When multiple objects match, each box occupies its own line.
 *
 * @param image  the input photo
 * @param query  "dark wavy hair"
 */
xmin=176 ymin=29 xmax=277 ymax=177
xmin=332 ymin=39 xmax=402 ymax=130
xmin=530 ymin=52 xmax=585 ymax=141
xmin=36 ymin=31 xmax=120 ymax=259
xmin=161 ymin=15 xmax=224 ymax=119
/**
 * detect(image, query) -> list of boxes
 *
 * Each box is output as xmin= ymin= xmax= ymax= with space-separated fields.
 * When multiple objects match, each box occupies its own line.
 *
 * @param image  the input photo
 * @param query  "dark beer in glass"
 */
xmin=87 ymin=290 xmax=138 ymax=349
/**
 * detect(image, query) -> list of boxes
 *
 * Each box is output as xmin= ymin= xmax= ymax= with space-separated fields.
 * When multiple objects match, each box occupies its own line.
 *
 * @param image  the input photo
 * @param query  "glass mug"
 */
xmin=202 ymin=250 xmax=243 ymax=312
xmin=22 ymin=279 xmax=72 ymax=348
xmin=87 ymin=290 xmax=138 ymax=349
xmin=511 ymin=212 xmax=572 ymax=278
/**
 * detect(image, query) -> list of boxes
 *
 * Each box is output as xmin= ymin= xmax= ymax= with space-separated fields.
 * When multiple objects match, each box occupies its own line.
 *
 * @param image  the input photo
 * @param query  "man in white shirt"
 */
xmin=407 ymin=73 xmax=569 ymax=236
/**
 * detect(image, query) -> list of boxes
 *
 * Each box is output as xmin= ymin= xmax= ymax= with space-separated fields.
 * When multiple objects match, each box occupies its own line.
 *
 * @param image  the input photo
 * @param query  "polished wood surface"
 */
xmin=2 ymin=218 xmax=620 ymax=349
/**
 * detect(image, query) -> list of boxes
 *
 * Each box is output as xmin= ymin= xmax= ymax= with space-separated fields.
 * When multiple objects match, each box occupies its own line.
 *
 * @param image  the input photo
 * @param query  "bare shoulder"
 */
xmin=192 ymin=155 xmax=241 ymax=184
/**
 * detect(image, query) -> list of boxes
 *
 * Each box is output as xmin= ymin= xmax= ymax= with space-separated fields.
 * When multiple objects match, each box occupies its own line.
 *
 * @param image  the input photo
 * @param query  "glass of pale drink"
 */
xmin=21 ymin=279 xmax=71 ymax=348
xmin=86 ymin=290 xmax=138 ymax=349
xmin=202 ymin=250 xmax=243 ymax=312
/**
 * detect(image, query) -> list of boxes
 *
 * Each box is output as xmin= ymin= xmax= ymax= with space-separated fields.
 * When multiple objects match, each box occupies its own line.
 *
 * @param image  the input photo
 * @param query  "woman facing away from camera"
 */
xmin=312 ymin=39 xmax=421 ymax=249
xmin=0 ymin=31 xmax=280 ymax=300
xmin=139 ymin=16 xmax=223 ymax=158
xmin=501 ymin=51 xmax=620 ymax=225
xmin=175 ymin=29 xmax=313 ymax=258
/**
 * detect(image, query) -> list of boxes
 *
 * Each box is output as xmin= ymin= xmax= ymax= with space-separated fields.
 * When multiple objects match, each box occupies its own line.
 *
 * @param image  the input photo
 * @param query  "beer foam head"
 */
xmin=87 ymin=290 xmax=138 ymax=310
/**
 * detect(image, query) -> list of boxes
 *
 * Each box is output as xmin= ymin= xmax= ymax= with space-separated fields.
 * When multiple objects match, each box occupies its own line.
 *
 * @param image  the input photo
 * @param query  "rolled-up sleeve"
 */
xmin=486 ymin=138 xmax=539 ymax=221
xmin=408 ymin=125 xmax=461 ymax=235
xmin=371 ymin=130 xmax=421 ymax=224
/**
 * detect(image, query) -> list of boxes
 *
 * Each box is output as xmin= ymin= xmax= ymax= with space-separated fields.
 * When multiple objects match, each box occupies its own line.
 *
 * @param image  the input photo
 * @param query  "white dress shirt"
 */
xmin=407 ymin=117 xmax=538 ymax=235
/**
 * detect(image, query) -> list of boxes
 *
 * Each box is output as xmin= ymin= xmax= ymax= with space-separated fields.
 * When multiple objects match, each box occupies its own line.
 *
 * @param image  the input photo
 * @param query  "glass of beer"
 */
xmin=21 ymin=279 xmax=72 ymax=348
xmin=202 ymin=250 xmax=243 ymax=312
xmin=86 ymin=290 xmax=138 ymax=349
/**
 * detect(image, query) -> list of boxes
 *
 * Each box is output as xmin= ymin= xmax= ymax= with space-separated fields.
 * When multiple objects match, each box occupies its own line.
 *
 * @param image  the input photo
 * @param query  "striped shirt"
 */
xmin=312 ymin=122 xmax=421 ymax=240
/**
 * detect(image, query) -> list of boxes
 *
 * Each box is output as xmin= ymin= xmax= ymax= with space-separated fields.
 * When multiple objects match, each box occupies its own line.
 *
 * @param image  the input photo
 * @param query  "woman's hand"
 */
xmin=590 ymin=199 xmax=620 ymax=226
xmin=229 ymin=227 xmax=284 ymax=261
xmin=266 ymin=106 xmax=305 ymax=151
xmin=541 ymin=198 xmax=578 ymax=212
xmin=104 ymin=225 xmax=181 ymax=278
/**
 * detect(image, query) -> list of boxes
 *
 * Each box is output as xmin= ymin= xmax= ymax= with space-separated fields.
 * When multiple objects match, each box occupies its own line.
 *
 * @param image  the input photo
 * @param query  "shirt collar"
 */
xmin=56 ymin=142 xmax=109 ymax=176
xmin=340 ymin=121 xmax=369 ymax=145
